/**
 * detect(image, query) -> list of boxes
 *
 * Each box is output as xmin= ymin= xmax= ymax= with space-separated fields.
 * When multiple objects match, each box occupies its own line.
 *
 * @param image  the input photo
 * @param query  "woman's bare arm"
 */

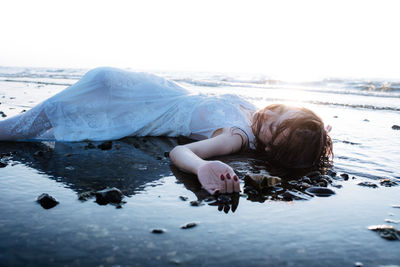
xmin=169 ymin=128 xmax=245 ymax=194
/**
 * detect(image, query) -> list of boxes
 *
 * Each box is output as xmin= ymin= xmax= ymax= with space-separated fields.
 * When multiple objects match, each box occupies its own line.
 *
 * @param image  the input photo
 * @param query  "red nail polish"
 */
xmin=220 ymin=174 xmax=225 ymax=180
xmin=233 ymin=175 xmax=238 ymax=181
xmin=226 ymin=173 xmax=231 ymax=179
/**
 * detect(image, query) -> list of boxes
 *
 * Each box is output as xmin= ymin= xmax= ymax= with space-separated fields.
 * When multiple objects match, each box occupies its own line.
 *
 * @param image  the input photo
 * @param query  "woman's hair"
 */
xmin=251 ymin=104 xmax=333 ymax=172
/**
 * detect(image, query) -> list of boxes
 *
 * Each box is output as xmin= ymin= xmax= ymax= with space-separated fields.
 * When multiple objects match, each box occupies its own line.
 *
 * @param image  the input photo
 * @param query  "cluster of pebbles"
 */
xmin=241 ymin=169 xmax=339 ymax=202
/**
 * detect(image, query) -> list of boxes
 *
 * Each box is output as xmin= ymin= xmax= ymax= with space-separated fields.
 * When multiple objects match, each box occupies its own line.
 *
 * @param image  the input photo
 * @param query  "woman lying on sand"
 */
xmin=0 ymin=67 xmax=333 ymax=194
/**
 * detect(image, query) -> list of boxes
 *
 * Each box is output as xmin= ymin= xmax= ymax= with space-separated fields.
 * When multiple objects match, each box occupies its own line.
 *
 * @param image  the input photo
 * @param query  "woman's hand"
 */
xmin=197 ymin=161 xmax=240 ymax=195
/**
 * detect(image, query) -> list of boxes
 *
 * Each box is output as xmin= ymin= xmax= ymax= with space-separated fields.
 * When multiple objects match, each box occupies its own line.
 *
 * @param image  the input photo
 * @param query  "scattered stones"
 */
xmin=181 ymin=222 xmax=197 ymax=229
xmin=340 ymin=173 xmax=349 ymax=180
xmin=379 ymin=178 xmax=399 ymax=187
xmin=151 ymin=228 xmax=166 ymax=234
xmin=179 ymin=196 xmax=188 ymax=201
xmin=0 ymin=111 xmax=7 ymax=118
xmin=97 ymin=141 xmax=113 ymax=150
xmin=95 ymin=187 xmax=123 ymax=205
xmin=357 ymin=181 xmax=378 ymax=188
xmin=37 ymin=193 xmax=59 ymax=209
xmin=368 ymin=224 xmax=400 ymax=240
xmin=392 ymin=125 xmax=400 ymax=130
xmin=305 ymin=187 xmax=336 ymax=197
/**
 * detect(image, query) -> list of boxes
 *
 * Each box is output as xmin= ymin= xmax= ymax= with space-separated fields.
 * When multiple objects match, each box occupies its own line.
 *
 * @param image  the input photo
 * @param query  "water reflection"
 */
xmin=0 ymin=137 xmax=244 ymax=213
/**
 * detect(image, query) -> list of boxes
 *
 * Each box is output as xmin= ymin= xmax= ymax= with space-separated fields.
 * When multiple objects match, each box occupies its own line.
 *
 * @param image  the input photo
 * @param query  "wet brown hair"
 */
xmin=251 ymin=104 xmax=333 ymax=172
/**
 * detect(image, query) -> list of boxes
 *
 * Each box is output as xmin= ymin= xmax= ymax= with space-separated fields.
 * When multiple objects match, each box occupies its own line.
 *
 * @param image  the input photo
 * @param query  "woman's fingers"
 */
xmin=225 ymin=173 xmax=234 ymax=193
xmin=233 ymin=174 xmax=240 ymax=192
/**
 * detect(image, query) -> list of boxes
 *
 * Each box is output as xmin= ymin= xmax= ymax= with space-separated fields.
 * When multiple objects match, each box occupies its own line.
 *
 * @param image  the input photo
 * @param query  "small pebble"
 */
xmin=392 ymin=205 xmax=400 ymax=209
xmin=37 ymin=193 xmax=59 ymax=209
xmin=340 ymin=173 xmax=349 ymax=180
xmin=179 ymin=196 xmax=188 ymax=201
xmin=34 ymin=150 xmax=45 ymax=157
xmin=385 ymin=219 xmax=400 ymax=224
xmin=181 ymin=222 xmax=197 ymax=229
xmin=190 ymin=200 xmax=203 ymax=206
xmin=368 ymin=224 xmax=400 ymax=240
xmin=151 ymin=228 xmax=165 ymax=234
xmin=357 ymin=181 xmax=378 ymax=188
xmin=97 ymin=141 xmax=113 ymax=150
xmin=392 ymin=125 xmax=400 ymax=130
xmin=95 ymin=187 xmax=123 ymax=205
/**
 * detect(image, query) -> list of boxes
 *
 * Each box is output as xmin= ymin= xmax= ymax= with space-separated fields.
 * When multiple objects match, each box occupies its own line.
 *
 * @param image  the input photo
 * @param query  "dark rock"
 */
xmin=305 ymin=187 xmax=336 ymax=197
xmin=368 ymin=224 xmax=400 ymax=240
xmin=34 ymin=150 xmax=45 ymax=157
xmin=327 ymin=170 xmax=337 ymax=177
xmin=305 ymin=171 xmax=321 ymax=178
xmin=363 ymin=119 xmax=369 ymax=122
xmin=357 ymin=181 xmax=378 ymax=188
xmin=190 ymin=200 xmax=203 ymax=206
xmin=181 ymin=222 xmax=197 ymax=229
xmin=392 ymin=125 xmax=400 ymax=130
xmin=156 ymin=156 xmax=163 ymax=160
xmin=84 ymin=143 xmax=96 ymax=149
xmin=65 ymin=153 xmax=72 ymax=157
xmin=281 ymin=190 xmax=311 ymax=201
xmin=152 ymin=228 xmax=165 ymax=234
xmin=97 ymin=141 xmax=113 ymax=150
xmin=179 ymin=196 xmax=188 ymax=201
xmin=95 ymin=187 xmax=123 ymax=205
xmin=380 ymin=178 xmax=399 ymax=187
xmin=340 ymin=173 xmax=349 ymax=180
xmin=78 ymin=191 xmax=95 ymax=201
xmin=164 ymin=151 xmax=170 ymax=158
xmin=333 ymin=115 xmax=338 ymax=118
xmin=0 ymin=161 xmax=7 ymax=168
xmin=37 ymin=193 xmax=59 ymax=209
xmin=302 ymin=177 xmax=312 ymax=184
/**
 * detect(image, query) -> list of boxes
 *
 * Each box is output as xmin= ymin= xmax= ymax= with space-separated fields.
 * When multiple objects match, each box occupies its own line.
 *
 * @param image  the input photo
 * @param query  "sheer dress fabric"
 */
xmin=2 ymin=67 xmax=257 ymax=148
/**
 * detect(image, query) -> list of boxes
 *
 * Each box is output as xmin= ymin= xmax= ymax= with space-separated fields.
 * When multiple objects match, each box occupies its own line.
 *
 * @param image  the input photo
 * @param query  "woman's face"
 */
xmin=257 ymin=106 xmax=302 ymax=151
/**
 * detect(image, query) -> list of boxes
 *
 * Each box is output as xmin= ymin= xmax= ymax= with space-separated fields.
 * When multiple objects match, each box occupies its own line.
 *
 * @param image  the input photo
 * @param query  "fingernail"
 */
xmin=220 ymin=174 xmax=225 ymax=181
xmin=226 ymin=173 xmax=231 ymax=179
xmin=233 ymin=175 xmax=238 ymax=181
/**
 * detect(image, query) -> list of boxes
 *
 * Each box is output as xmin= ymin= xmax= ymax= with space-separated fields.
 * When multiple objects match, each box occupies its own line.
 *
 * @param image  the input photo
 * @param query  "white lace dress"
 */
xmin=1 ymin=67 xmax=257 ymax=148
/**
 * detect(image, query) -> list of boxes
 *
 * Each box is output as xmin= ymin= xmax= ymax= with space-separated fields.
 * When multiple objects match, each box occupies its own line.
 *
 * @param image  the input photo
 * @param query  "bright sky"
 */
xmin=1 ymin=0 xmax=400 ymax=80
